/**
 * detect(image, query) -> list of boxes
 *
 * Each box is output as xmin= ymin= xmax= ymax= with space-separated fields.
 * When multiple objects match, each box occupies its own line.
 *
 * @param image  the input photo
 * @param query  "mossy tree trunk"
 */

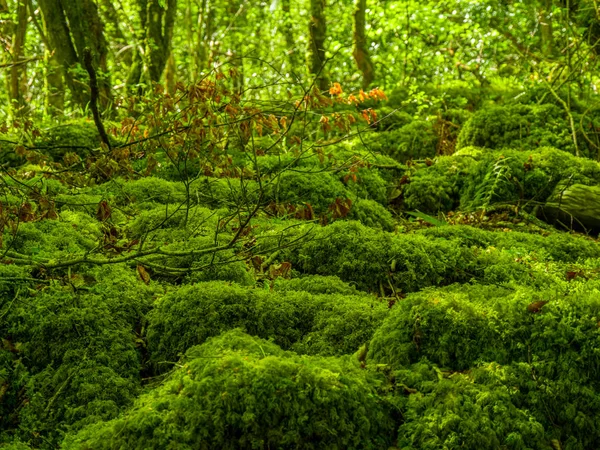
xmin=127 ymin=0 xmax=177 ymax=90
xmin=145 ymin=0 xmax=178 ymax=83
xmin=542 ymin=184 xmax=600 ymax=232
xmin=353 ymin=0 xmax=375 ymax=89
xmin=8 ymin=0 xmax=29 ymax=117
xmin=281 ymin=0 xmax=299 ymax=74
xmin=539 ymin=0 xmax=554 ymax=56
xmin=307 ymin=0 xmax=328 ymax=91
xmin=38 ymin=0 xmax=111 ymax=110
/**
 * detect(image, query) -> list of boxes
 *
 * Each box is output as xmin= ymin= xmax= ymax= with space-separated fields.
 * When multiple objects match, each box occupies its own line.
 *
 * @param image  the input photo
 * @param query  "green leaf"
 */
xmin=405 ymin=211 xmax=447 ymax=226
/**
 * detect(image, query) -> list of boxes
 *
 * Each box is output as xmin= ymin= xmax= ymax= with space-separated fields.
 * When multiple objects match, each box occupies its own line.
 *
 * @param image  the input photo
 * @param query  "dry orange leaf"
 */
xmin=137 ymin=265 xmax=151 ymax=285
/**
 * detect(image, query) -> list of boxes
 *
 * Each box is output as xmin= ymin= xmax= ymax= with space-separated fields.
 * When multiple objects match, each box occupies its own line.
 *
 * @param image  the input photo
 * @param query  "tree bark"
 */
xmin=539 ymin=0 xmax=554 ymax=56
xmin=307 ymin=0 xmax=328 ymax=91
xmin=144 ymin=0 xmax=178 ymax=82
xmin=541 ymin=183 xmax=600 ymax=232
xmin=281 ymin=0 xmax=299 ymax=73
xmin=38 ymin=0 xmax=111 ymax=109
xmin=9 ymin=0 xmax=29 ymax=117
xmin=352 ymin=0 xmax=375 ymax=89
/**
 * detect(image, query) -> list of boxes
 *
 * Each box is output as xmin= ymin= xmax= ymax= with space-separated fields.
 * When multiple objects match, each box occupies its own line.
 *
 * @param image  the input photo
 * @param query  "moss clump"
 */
xmin=369 ymin=282 xmax=600 ymax=448
xmin=146 ymin=282 xmax=255 ymax=367
xmin=146 ymin=282 xmax=388 ymax=367
xmin=1 ymin=265 xmax=155 ymax=446
xmin=34 ymin=120 xmax=104 ymax=161
xmin=363 ymin=120 xmax=438 ymax=162
xmin=290 ymin=221 xmax=471 ymax=292
xmin=64 ymin=330 xmax=397 ymax=450
xmin=271 ymin=275 xmax=359 ymax=295
xmin=456 ymin=104 xmax=574 ymax=153
xmin=416 ymin=225 xmax=600 ymax=263
xmin=343 ymin=166 xmax=389 ymax=205
xmin=348 ymin=199 xmax=395 ymax=231
xmin=269 ymin=171 xmax=349 ymax=214
xmin=401 ymin=153 xmax=477 ymax=213
xmin=117 ymin=176 xmax=186 ymax=205
xmin=394 ymin=361 xmax=545 ymax=449
xmin=402 ymin=147 xmax=600 ymax=213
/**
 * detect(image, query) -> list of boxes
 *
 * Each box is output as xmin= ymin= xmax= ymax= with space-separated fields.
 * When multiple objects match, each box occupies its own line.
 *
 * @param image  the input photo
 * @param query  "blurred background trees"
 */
xmin=0 ymin=0 xmax=599 ymax=125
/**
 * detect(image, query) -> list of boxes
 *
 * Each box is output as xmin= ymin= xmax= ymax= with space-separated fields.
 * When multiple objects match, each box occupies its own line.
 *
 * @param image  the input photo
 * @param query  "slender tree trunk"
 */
xmin=9 ymin=0 xmax=28 ymax=117
xmin=353 ymin=0 xmax=375 ymax=89
xmin=37 ymin=0 xmax=86 ymax=107
xmin=307 ymin=0 xmax=328 ymax=91
xmin=61 ymin=0 xmax=111 ymax=107
xmin=143 ymin=0 xmax=178 ymax=82
xmin=194 ymin=0 xmax=210 ymax=78
xmin=281 ymin=0 xmax=299 ymax=73
xmin=539 ymin=0 xmax=554 ymax=56
xmin=38 ymin=0 xmax=111 ymax=109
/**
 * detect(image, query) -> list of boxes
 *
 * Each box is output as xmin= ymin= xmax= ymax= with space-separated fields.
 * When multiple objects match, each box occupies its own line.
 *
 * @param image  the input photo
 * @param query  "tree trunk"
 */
xmin=281 ymin=0 xmax=299 ymax=73
xmin=539 ymin=0 xmax=554 ymax=56
xmin=62 ymin=0 xmax=111 ymax=107
xmin=352 ymin=0 xmax=375 ymax=89
xmin=143 ymin=0 xmax=178 ymax=82
xmin=37 ymin=0 xmax=86 ymax=107
xmin=38 ymin=0 xmax=111 ymax=109
xmin=9 ymin=0 xmax=28 ymax=117
xmin=307 ymin=0 xmax=328 ymax=91
xmin=195 ymin=0 xmax=210 ymax=77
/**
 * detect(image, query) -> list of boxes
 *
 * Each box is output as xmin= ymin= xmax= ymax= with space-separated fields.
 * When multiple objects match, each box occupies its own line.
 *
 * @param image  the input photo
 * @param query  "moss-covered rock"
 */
xmin=0 ymin=265 xmax=155 ymax=446
xmin=146 ymin=281 xmax=388 ymax=367
xmin=348 ymin=199 xmax=395 ymax=231
xmin=363 ymin=120 xmax=438 ymax=162
xmin=456 ymin=104 xmax=574 ymax=153
xmin=63 ymin=330 xmax=397 ymax=450
xmin=34 ymin=120 xmax=103 ymax=161
xmin=402 ymin=147 xmax=600 ymax=213
xmin=369 ymin=281 xmax=600 ymax=448
xmin=269 ymin=170 xmax=349 ymax=214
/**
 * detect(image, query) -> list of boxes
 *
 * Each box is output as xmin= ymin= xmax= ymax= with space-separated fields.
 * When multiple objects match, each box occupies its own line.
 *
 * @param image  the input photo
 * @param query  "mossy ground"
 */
xmin=2 ymin=91 xmax=600 ymax=450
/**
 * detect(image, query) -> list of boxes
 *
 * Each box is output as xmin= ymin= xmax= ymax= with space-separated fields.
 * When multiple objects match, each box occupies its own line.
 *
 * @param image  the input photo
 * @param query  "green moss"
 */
xmin=402 ymin=154 xmax=477 ymax=213
xmin=290 ymin=221 xmax=471 ymax=292
xmin=344 ymin=167 xmax=389 ymax=205
xmin=416 ymin=225 xmax=600 ymax=263
xmin=369 ymin=281 xmax=600 ymax=448
xmin=117 ymin=177 xmax=186 ymax=205
xmin=34 ymin=120 xmax=103 ymax=161
xmin=63 ymin=330 xmax=396 ymax=450
xmin=456 ymin=104 xmax=575 ymax=154
xmin=348 ymin=199 xmax=395 ymax=231
xmin=5 ymin=219 xmax=99 ymax=261
xmin=147 ymin=282 xmax=388 ymax=368
xmin=363 ymin=120 xmax=438 ymax=162
xmin=269 ymin=171 xmax=349 ymax=214
xmin=271 ymin=275 xmax=359 ymax=295
xmin=394 ymin=362 xmax=545 ymax=450
xmin=1 ymin=264 xmax=155 ymax=446
xmin=403 ymin=147 xmax=600 ymax=213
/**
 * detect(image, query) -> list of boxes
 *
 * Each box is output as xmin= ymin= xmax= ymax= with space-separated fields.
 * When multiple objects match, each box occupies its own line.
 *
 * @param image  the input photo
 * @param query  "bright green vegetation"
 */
xmin=3 ymin=0 xmax=600 ymax=448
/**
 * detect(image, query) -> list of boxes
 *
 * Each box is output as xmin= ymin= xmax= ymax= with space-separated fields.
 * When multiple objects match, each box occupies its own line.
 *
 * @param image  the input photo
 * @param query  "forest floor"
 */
xmin=2 ymin=88 xmax=600 ymax=449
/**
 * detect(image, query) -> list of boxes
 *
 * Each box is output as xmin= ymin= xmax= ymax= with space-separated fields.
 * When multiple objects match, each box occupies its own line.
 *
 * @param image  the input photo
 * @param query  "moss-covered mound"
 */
xmin=0 ymin=264 xmax=155 ymax=446
xmin=456 ymin=104 xmax=574 ymax=152
xmin=370 ymin=282 xmax=600 ymax=448
xmin=63 ymin=330 xmax=397 ymax=450
xmin=146 ymin=281 xmax=389 ymax=369
xmin=402 ymin=146 xmax=600 ymax=214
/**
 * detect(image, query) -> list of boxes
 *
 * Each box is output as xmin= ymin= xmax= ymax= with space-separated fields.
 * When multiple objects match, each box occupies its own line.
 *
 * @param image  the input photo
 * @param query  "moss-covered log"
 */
xmin=541 ymin=183 xmax=600 ymax=233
